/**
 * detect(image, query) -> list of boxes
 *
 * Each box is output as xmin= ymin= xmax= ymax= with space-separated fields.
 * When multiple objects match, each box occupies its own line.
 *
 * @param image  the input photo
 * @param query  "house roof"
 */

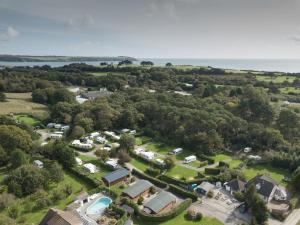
xmin=102 ymin=168 xmax=130 ymax=184
xmin=225 ymin=179 xmax=246 ymax=192
xmin=144 ymin=191 xmax=176 ymax=214
xmin=246 ymin=175 xmax=278 ymax=198
xmin=197 ymin=182 xmax=214 ymax=192
xmin=122 ymin=179 xmax=153 ymax=198
xmin=39 ymin=208 xmax=82 ymax=225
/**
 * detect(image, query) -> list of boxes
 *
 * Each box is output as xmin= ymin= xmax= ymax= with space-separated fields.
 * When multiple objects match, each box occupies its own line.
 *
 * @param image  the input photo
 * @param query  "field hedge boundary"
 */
xmin=132 ymin=169 xmax=169 ymax=189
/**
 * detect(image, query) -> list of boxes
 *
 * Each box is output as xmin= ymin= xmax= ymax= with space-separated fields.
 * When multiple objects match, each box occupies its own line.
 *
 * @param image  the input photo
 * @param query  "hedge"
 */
xmin=218 ymin=161 xmax=229 ymax=168
xmin=197 ymin=154 xmax=215 ymax=165
xmin=132 ymin=169 xmax=169 ymax=189
xmin=129 ymin=150 xmax=164 ymax=169
xmin=159 ymin=174 xmax=189 ymax=188
xmin=124 ymin=197 xmax=192 ymax=222
xmin=204 ymin=167 xmax=220 ymax=175
xmin=168 ymin=184 xmax=198 ymax=201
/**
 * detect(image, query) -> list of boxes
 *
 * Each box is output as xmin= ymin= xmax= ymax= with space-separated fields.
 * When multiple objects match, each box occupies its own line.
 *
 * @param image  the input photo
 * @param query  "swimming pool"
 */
xmin=86 ymin=197 xmax=112 ymax=215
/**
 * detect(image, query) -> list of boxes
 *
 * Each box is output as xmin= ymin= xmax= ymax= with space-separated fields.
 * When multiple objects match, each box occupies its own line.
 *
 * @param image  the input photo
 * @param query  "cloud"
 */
xmin=289 ymin=35 xmax=300 ymax=43
xmin=65 ymin=14 xmax=95 ymax=30
xmin=0 ymin=26 xmax=20 ymax=41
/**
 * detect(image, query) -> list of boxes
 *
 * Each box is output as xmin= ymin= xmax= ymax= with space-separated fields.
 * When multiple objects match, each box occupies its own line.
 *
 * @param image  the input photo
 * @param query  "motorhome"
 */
xmin=183 ymin=155 xmax=197 ymax=164
xmin=170 ymin=148 xmax=183 ymax=155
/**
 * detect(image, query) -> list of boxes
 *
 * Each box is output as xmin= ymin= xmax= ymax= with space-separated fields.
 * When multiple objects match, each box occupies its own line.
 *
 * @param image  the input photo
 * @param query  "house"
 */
xmin=105 ymin=159 xmax=119 ymax=169
xmin=140 ymin=151 xmax=155 ymax=160
xmin=245 ymin=175 xmax=287 ymax=202
xmin=224 ymin=179 xmax=246 ymax=195
xmin=75 ymin=157 xmax=83 ymax=166
xmin=122 ymin=179 xmax=153 ymax=201
xmin=39 ymin=208 xmax=83 ymax=225
xmin=183 ymin=155 xmax=197 ymax=164
xmin=102 ymin=168 xmax=130 ymax=186
xmin=33 ymin=160 xmax=44 ymax=168
xmin=81 ymin=88 xmax=112 ymax=100
xmin=71 ymin=140 xmax=93 ymax=150
xmin=83 ymin=163 xmax=97 ymax=174
xmin=195 ymin=181 xmax=215 ymax=195
xmin=50 ymin=133 xmax=63 ymax=140
xmin=143 ymin=191 xmax=177 ymax=214
xmin=169 ymin=148 xmax=183 ymax=155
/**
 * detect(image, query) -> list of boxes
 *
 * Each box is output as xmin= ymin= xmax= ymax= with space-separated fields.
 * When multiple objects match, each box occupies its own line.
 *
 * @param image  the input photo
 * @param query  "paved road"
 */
xmin=282 ymin=208 xmax=300 ymax=225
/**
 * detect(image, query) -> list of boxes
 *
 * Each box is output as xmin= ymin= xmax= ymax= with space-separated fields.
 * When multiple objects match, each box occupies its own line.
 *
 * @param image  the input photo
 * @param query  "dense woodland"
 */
xmin=0 ymin=63 xmax=300 ymax=224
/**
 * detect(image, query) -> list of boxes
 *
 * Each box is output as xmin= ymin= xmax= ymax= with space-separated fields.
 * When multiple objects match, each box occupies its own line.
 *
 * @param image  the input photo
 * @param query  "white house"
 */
xmin=155 ymin=158 xmax=165 ymax=166
xmin=83 ymin=163 xmax=98 ymax=174
xmin=105 ymin=159 xmax=119 ymax=169
xmin=183 ymin=155 xmax=197 ymax=164
xmin=50 ymin=133 xmax=63 ymax=140
xmin=170 ymin=148 xmax=183 ymax=155
xmin=75 ymin=157 xmax=83 ymax=166
xmin=71 ymin=140 xmax=93 ymax=150
xmin=33 ymin=160 xmax=43 ymax=168
xmin=140 ymin=151 xmax=155 ymax=160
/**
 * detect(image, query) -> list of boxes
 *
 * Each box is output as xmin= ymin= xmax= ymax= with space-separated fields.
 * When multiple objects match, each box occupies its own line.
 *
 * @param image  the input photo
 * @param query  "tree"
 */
xmin=0 ymin=145 xmax=9 ymax=166
xmin=277 ymin=109 xmax=300 ymax=144
xmin=164 ymin=156 xmax=175 ymax=170
xmin=0 ymin=193 xmax=15 ymax=210
xmin=0 ymin=92 xmax=6 ymax=102
xmin=10 ymin=149 xmax=29 ymax=169
xmin=140 ymin=61 xmax=154 ymax=66
xmin=69 ymin=125 xmax=85 ymax=139
xmin=292 ymin=167 xmax=300 ymax=192
xmin=118 ymin=60 xmax=133 ymax=66
xmin=117 ymin=149 xmax=131 ymax=165
xmin=119 ymin=134 xmax=135 ymax=151
xmin=0 ymin=214 xmax=16 ymax=225
xmin=5 ymin=165 xmax=47 ymax=197
xmin=165 ymin=62 xmax=173 ymax=67
xmin=0 ymin=125 xmax=32 ymax=152
xmin=52 ymin=141 xmax=76 ymax=168
xmin=95 ymin=149 xmax=109 ymax=161
xmin=47 ymin=162 xmax=64 ymax=183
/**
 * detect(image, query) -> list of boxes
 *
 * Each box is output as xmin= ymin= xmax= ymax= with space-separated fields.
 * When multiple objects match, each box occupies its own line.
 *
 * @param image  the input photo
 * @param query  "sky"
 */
xmin=1 ymin=0 xmax=300 ymax=58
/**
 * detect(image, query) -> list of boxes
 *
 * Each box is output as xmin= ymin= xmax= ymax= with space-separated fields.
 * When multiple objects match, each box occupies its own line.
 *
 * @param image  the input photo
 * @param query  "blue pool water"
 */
xmin=86 ymin=197 xmax=112 ymax=214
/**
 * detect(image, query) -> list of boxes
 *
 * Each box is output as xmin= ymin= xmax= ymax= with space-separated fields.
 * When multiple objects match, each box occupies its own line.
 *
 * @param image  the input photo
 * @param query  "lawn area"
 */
xmin=147 ymin=142 xmax=175 ymax=155
xmin=130 ymin=158 xmax=149 ymax=171
xmin=15 ymin=171 xmax=91 ymax=225
xmin=280 ymin=87 xmax=300 ymax=94
xmin=89 ymin=72 xmax=108 ymax=76
xmin=136 ymin=211 xmax=223 ymax=225
xmin=229 ymin=159 xmax=243 ymax=169
xmin=242 ymin=164 xmax=289 ymax=186
xmin=166 ymin=165 xmax=198 ymax=180
xmin=256 ymin=75 xmax=296 ymax=83
xmin=212 ymin=154 xmax=232 ymax=162
xmin=15 ymin=114 xmax=40 ymax=126
xmin=78 ymin=154 xmax=112 ymax=178
xmin=0 ymin=93 xmax=48 ymax=117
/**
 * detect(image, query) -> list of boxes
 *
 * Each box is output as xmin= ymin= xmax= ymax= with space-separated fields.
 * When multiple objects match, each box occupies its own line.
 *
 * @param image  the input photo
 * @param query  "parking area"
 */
xmin=191 ymin=188 xmax=251 ymax=225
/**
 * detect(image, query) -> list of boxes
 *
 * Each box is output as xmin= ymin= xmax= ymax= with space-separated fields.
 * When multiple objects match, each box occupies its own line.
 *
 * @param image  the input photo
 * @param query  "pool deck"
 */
xmin=76 ymin=193 xmax=110 ymax=221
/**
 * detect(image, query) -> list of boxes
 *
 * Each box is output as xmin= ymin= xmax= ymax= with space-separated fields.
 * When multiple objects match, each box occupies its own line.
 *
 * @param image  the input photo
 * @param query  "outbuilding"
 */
xmin=195 ymin=181 xmax=214 ymax=195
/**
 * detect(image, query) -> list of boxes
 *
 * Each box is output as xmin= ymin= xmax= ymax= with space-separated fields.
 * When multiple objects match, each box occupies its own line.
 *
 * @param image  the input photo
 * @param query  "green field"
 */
xmin=280 ymin=87 xmax=300 ymax=94
xmin=130 ymin=158 xmax=149 ymax=171
xmin=242 ymin=164 xmax=289 ymax=186
xmin=89 ymin=72 xmax=109 ymax=76
xmin=15 ymin=114 xmax=40 ymax=126
xmin=256 ymin=75 xmax=296 ymax=83
xmin=78 ymin=155 xmax=112 ymax=178
xmin=0 ymin=93 xmax=48 ymax=117
xmin=166 ymin=165 xmax=198 ymax=180
xmin=136 ymin=211 xmax=223 ymax=225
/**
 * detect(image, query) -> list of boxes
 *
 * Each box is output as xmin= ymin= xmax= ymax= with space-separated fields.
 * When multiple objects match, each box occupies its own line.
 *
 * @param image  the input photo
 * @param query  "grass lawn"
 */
xmin=147 ymin=142 xmax=175 ymax=155
xmin=256 ymin=75 xmax=296 ymax=83
xmin=16 ymin=171 xmax=91 ymax=225
xmin=166 ymin=165 xmax=198 ymax=181
xmin=280 ymin=87 xmax=300 ymax=94
xmin=136 ymin=211 xmax=223 ymax=225
xmin=212 ymin=154 xmax=232 ymax=162
xmin=229 ymin=159 xmax=243 ymax=169
xmin=15 ymin=114 xmax=40 ymax=126
xmin=242 ymin=164 xmax=289 ymax=186
xmin=130 ymin=158 xmax=149 ymax=171
xmin=0 ymin=93 xmax=48 ymax=117
xmin=110 ymin=182 xmax=127 ymax=196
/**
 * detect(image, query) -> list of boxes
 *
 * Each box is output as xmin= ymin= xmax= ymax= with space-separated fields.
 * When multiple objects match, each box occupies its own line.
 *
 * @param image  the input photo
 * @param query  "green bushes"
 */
xmin=199 ymin=161 xmax=208 ymax=167
xmin=145 ymin=168 xmax=161 ymax=176
xmin=132 ymin=169 xmax=168 ymax=189
xmin=198 ymin=154 xmax=214 ymax=165
xmin=204 ymin=167 xmax=221 ymax=175
xmin=65 ymin=166 xmax=101 ymax=188
xmin=169 ymin=184 xmax=198 ymax=201
xmin=159 ymin=174 xmax=188 ymax=188
xmin=218 ymin=161 xmax=229 ymax=168
xmin=110 ymin=204 xmax=128 ymax=225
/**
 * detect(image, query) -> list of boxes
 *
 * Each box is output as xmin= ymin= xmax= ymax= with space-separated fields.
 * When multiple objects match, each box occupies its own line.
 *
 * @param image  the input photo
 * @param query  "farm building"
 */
xmin=122 ymin=179 xmax=153 ymax=201
xmin=143 ymin=191 xmax=176 ymax=214
xmin=102 ymin=168 xmax=130 ymax=186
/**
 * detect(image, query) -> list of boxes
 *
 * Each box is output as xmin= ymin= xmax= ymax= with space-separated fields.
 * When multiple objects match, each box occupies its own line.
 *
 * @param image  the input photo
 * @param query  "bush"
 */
xmin=199 ymin=161 xmax=208 ymax=167
xmin=198 ymin=154 xmax=214 ymax=164
xmin=145 ymin=168 xmax=160 ymax=176
xmin=218 ymin=161 xmax=229 ymax=168
xmin=0 ymin=193 xmax=15 ymax=210
xmin=132 ymin=169 xmax=168 ymax=189
xmin=169 ymin=184 xmax=197 ymax=201
xmin=7 ymin=204 xmax=19 ymax=219
xmin=137 ymin=196 xmax=144 ymax=205
xmin=234 ymin=191 xmax=245 ymax=202
xmin=204 ymin=167 xmax=220 ymax=175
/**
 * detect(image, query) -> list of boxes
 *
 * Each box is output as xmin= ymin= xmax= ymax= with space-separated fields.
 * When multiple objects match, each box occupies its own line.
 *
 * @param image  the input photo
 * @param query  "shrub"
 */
xmin=0 ymin=193 xmax=15 ymax=210
xmin=199 ymin=161 xmax=208 ymax=167
xmin=207 ymin=190 xmax=214 ymax=198
xmin=145 ymin=168 xmax=160 ymax=176
xmin=149 ymin=186 xmax=156 ymax=194
xmin=195 ymin=212 xmax=203 ymax=221
xmin=137 ymin=196 xmax=144 ymax=205
xmin=132 ymin=169 xmax=168 ymax=189
xmin=7 ymin=204 xmax=19 ymax=219
xmin=234 ymin=191 xmax=245 ymax=202
xmin=204 ymin=167 xmax=220 ymax=175
xmin=218 ymin=161 xmax=229 ymax=168
xmin=169 ymin=184 xmax=197 ymax=201
xmin=186 ymin=209 xmax=196 ymax=220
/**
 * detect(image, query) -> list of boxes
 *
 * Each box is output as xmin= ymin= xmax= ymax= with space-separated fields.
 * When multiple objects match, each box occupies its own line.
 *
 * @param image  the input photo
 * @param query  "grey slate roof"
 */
xmin=122 ymin=179 xmax=153 ymax=198
xmin=102 ymin=168 xmax=130 ymax=184
xmin=226 ymin=179 xmax=246 ymax=192
xmin=39 ymin=208 xmax=82 ymax=225
xmin=197 ymin=181 xmax=214 ymax=193
xmin=144 ymin=191 xmax=176 ymax=214
xmin=246 ymin=175 xmax=277 ymax=198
